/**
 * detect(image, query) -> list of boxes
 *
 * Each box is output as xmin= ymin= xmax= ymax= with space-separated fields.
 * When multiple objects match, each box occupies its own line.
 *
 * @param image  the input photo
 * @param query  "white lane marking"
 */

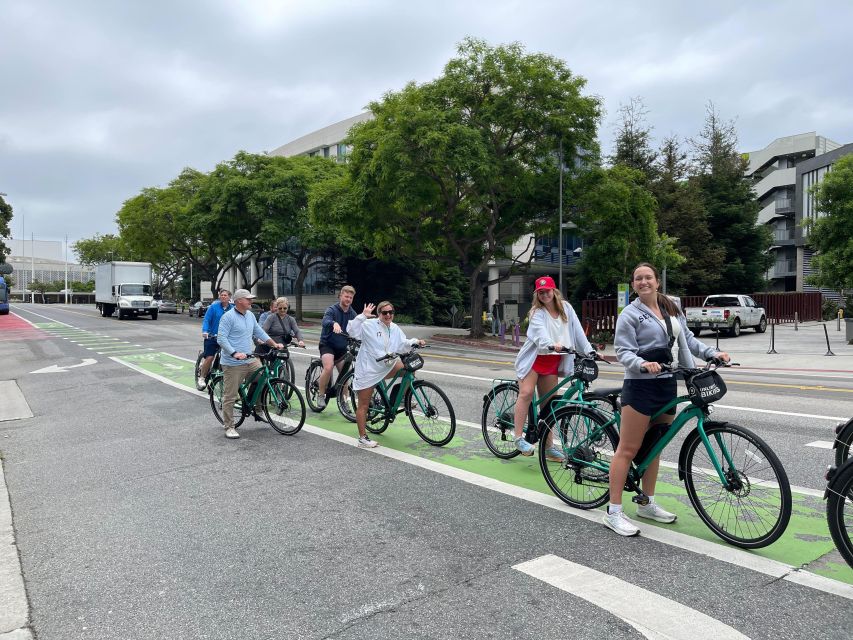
xmin=806 ymin=441 xmax=834 ymax=449
xmin=30 ymin=358 xmax=97 ymax=374
xmin=106 ymin=355 xmax=851 ymax=600
xmin=513 ymin=555 xmax=750 ymax=640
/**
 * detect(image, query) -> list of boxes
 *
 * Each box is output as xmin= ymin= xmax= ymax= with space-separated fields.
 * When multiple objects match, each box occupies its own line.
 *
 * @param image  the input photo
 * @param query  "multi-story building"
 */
xmin=745 ymin=133 xmax=841 ymax=292
xmin=795 ymin=142 xmax=853 ymax=295
xmin=2 ymin=239 xmax=95 ymax=296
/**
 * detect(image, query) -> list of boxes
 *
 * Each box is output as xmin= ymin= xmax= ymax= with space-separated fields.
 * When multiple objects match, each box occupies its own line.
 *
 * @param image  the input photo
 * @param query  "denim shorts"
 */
xmin=202 ymin=336 xmax=220 ymax=358
xmin=621 ymin=377 xmax=677 ymax=417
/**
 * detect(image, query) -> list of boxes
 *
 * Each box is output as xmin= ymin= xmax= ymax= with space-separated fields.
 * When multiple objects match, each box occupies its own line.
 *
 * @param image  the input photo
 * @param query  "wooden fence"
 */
xmin=581 ymin=291 xmax=824 ymax=334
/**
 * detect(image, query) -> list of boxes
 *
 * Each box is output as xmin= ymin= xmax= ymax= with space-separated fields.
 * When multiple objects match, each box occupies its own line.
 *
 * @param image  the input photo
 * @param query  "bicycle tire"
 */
xmin=208 ymin=374 xmax=246 ymax=428
xmin=336 ymin=370 xmax=358 ymax=423
xmin=538 ymin=404 xmax=617 ymax=509
xmin=834 ymin=419 xmax=853 ymax=467
xmin=826 ymin=458 xmax=853 ymax=568
xmin=194 ymin=351 xmax=207 ymax=390
xmin=305 ymin=360 xmax=325 ymax=413
xmin=285 ymin=357 xmax=296 ymax=386
xmin=262 ymin=378 xmax=306 ymax=435
xmin=682 ymin=422 xmax=791 ymax=549
xmin=481 ymin=382 xmax=533 ymax=459
xmin=405 ymin=380 xmax=456 ymax=446
xmin=364 ymin=386 xmax=391 ymax=434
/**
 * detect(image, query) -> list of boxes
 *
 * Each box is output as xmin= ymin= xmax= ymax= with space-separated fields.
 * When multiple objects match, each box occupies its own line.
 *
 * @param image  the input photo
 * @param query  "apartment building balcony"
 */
xmin=771 ymin=227 xmax=795 ymax=246
xmin=767 ymin=258 xmax=796 ymax=279
xmin=753 ymin=167 xmax=795 ymax=201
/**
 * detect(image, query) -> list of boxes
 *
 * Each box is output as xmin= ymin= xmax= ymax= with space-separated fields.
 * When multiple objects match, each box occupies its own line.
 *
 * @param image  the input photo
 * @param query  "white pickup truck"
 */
xmin=685 ymin=294 xmax=767 ymax=337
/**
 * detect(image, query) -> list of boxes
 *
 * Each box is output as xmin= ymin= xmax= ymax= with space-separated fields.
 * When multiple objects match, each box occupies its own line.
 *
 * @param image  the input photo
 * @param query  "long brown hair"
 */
xmin=528 ymin=287 xmax=568 ymax=322
xmin=632 ymin=262 xmax=682 ymax=317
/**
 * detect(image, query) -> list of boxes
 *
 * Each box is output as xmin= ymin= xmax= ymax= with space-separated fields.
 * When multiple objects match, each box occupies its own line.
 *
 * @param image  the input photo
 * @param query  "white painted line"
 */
xmin=109 ymin=351 xmax=852 ymax=600
xmin=806 ymin=441 xmax=835 ymax=450
xmin=513 ymin=554 xmax=749 ymax=640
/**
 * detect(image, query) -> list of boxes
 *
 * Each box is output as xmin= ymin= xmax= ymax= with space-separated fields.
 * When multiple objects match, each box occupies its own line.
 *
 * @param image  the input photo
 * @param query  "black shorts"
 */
xmin=319 ymin=343 xmax=347 ymax=362
xmin=621 ymin=378 xmax=677 ymax=417
xmin=202 ymin=336 xmax=220 ymax=358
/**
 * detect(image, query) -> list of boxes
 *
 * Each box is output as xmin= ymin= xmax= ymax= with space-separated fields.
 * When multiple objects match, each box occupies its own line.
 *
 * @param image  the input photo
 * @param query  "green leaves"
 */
xmin=808 ymin=155 xmax=853 ymax=290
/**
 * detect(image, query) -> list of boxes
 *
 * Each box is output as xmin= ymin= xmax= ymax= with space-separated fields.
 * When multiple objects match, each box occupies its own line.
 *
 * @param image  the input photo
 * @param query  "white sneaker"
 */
xmin=636 ymin=502 xmax=677 ymax=523
xmin=224 ymin=427 xmax=240 ymax=439
xmin=197 ymin=376 xmax=207 ymax=389
xmin=602 ymin=510 xmax=640 ymax=537
xmin=358 ymin=435 xmax=378 ymax=448
xmin=316 ymin=395 xmax=327 ymax=409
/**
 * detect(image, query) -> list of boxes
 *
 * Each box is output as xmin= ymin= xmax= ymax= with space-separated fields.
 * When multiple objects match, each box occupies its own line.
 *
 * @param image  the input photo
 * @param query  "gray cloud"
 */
xmin=1 ymin=0 xmax=851 ymax=246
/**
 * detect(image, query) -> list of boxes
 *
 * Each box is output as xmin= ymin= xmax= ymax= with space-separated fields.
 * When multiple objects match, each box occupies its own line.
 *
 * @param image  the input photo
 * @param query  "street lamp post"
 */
xmin=558 ymin=139 xmax=564 ymax=294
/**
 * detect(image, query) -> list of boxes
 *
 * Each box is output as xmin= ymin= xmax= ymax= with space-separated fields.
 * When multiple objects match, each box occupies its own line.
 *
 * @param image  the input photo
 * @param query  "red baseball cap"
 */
xmin=534 ymin=276 xmax=557 ymax=291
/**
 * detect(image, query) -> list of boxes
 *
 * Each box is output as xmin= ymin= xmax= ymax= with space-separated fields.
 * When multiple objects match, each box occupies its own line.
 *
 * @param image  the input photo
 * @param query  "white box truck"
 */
xmin=95 ymin=262 xmax=159 ymax=320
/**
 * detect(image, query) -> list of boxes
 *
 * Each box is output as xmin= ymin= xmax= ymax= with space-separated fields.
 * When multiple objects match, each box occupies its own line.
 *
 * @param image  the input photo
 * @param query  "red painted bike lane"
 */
xmin=0 ymin=312 xmax=47 ymax=341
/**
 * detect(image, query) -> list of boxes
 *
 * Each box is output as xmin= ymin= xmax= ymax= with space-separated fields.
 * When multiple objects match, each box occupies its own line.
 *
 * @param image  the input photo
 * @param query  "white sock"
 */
xmin=608 ymin=503 xmax=623 ymax=515
xmin=647 ymin=495 xmax=656 ymax=505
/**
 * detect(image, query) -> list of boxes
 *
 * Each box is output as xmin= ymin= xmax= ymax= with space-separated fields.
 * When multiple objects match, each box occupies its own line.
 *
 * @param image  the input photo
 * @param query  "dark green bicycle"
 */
xmin=208 ymin=348 xmax=306 ymax=435
xmin=360 ymin=346 xmax=456 ymax=446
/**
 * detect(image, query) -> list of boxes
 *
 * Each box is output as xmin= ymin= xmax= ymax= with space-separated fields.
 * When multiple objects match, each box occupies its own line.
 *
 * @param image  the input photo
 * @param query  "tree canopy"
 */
xmin=0 ymin=194 xmax=13 ymax=262
xmin=345 ymin=37 xmax=601 ymax=335
xmin=808 ymin=154 xmax=853 ymax=291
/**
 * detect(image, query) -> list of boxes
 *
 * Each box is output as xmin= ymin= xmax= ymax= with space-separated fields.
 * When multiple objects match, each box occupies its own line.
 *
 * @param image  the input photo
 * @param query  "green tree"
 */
xmin=691 ymin=103 xmax=770 ymax=291
xmin=807 ymin=154 xmax=853 ymax=290
xmin=346 ymin=38 xmax=601 ymax=336
xmin=72 ymin=234 xmax=128 ymax=266
xmin=571 ymin=165 xmax=681 ymax=299
xmin=29 ymin=279 xmax=48 ymax=303
xmin=652 ymin=135 xmax=724 ymax=293
xmin=0 ymin=194 xmax=13 ymax=262
xmin=610 ymin=97 xmax=658 ymax=180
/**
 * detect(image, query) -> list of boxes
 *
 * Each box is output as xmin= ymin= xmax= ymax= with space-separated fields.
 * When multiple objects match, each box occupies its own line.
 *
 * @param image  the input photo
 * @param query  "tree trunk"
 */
xmin=467 ymin=268 xmax=486 ymax=338
xmin=294 ymin=266 xmax=308 ymax=322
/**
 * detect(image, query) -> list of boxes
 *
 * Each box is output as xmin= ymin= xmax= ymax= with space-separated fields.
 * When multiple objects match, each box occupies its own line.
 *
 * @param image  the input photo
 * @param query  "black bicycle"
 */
xmin=304 ymin=335 xmax=360 ymax=420
xmin=825 ymin=416 xmax=853 ymax=568
xmin=833 ymin=416 xmax=853 ymax=467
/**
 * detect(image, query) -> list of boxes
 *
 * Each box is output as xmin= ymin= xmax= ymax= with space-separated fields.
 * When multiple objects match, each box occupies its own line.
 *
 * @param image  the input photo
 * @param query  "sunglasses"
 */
xmin=380 ymin=309 xmax=395 ymax=316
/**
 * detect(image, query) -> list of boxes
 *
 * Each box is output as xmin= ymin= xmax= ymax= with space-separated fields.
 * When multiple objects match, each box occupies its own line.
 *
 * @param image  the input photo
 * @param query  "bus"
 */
xmin=0 ymin=275 xmax=8 ymax=315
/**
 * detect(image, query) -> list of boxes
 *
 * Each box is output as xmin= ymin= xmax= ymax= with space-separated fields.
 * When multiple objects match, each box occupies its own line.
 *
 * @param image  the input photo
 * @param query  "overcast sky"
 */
xmin=2 ymin=0 xmax=851 ymax=249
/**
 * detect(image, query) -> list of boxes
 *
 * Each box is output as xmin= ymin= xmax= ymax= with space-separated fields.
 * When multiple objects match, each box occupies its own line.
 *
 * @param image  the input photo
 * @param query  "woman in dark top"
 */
xmin=257 ymin=297 xmax=305 ymax=352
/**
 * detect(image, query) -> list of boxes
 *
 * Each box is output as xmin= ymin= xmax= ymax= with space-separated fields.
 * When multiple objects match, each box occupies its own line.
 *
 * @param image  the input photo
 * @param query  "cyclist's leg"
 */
xmin=514 ymin=370 xmax=538 ymax=439
xmin=536 ymin=373 xmax=559 ymax=446
xmin=317 ymin=350 xmax=337 ymax=398
xmin=356 ymin=386 xmax=377 ymax=443
xmin=199 ymin=337 xmax=218 ymax=378
xmin=221 ymin=365 xmax=242 ymax=432
xmin=607 ymin=405 xmax=650 ymax=508
xmin=640 ymin=412 xmax=675 ymax=497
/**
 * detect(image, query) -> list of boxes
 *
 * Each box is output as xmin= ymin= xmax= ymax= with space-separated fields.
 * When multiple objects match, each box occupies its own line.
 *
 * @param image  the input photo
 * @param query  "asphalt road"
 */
xmin=1 ymin=303 xmax=852 ymax=639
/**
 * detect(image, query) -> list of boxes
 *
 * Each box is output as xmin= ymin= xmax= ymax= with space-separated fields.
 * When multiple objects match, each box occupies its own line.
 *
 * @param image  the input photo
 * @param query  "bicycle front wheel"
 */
xmin=209 ymin=375 xmax=246 ymax=427
xmin=827 ymin=459 xmax=853 ymax=568
xmin=481 ymin=382 xmax=532 ymax=459
xmin=539 ymin=405 xmax=617 ymax=509
xmin=336 ymin=370 xmax=358 ymax=423
xmin=835 ymin=419 xmax=853 ymax=467
xmin=284 ymin=357 xmax=296 ymax=385
xmin=305 ymin=360 xmax=324 ymax=413
xmin=405 ymin=380 xmax=456 ymax=446
xmin=683 ymin=422 xmax=792 ymax=549
xmin=194 ymin=351 xmax=207 ymax=390
xmin=262 ymin=378 xmax=306 ymax=435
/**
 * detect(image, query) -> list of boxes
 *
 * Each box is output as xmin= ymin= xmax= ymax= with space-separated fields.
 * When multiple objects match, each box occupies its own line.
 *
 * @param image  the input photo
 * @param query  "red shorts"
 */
xmin=532 ymin=354 xmax=560 ymax=376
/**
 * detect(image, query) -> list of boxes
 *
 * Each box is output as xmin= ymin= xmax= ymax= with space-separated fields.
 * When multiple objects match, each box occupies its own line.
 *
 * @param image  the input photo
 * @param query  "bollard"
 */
xmin=794 ymin=311 xmax=799 ymax=331
xmin=715 ymin=327 xmax=720 ymax=351
xmin=499 ymin=321 xmax=506 ymax=346
xmin=767 ymin=321 xmax=778 ymax=354
xmin=839 ymin=310 xmax=842 ymax=332
xmin=824 ymin=323 xmax=836 ymax=356
xmin=513 ymin=322 xmax=521 ymax=347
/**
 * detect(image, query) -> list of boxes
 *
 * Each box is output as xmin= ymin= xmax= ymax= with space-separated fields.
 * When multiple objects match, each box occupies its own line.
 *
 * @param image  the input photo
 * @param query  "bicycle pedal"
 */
xmin=631 ymin=494 xmax=650 ymax=506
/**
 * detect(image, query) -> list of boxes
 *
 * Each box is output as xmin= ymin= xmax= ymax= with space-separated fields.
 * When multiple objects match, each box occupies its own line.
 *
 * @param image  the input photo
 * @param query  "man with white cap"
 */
xmin=217 ymin=288 xmax=284 ymax=439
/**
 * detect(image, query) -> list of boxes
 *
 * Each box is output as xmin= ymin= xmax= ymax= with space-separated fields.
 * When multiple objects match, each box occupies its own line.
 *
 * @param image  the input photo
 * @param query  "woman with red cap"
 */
xmin=513 ymin=276 xmax=593 ymax=458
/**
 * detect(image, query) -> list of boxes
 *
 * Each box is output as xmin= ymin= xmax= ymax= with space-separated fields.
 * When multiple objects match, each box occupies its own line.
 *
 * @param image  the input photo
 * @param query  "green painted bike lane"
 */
xmin=114 ymin=350 xmax=853 ymax=586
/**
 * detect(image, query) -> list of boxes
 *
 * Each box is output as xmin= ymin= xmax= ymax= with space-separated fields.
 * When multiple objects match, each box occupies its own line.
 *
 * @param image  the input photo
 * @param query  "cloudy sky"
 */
xmin=2 ymin=0 xmax=851 ymax=249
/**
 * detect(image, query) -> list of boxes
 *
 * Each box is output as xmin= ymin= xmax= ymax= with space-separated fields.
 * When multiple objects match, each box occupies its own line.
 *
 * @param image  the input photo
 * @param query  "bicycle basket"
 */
xmin=402 ymin=351 xmax=424 ymax=372
xmin=274 ymin=348 xmax=290 ymax=360
xmin=573 ymin=357 xmax=598 ymax=382
xmin=686 ymin=370 xmax=727 ymax=407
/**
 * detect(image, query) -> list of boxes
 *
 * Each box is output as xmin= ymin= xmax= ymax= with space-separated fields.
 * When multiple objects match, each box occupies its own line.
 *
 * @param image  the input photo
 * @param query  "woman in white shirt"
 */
xmin=513 ymin=276 xmax=593 ymax=459
xmin=347 ymin=300 xmax=425 ymax=448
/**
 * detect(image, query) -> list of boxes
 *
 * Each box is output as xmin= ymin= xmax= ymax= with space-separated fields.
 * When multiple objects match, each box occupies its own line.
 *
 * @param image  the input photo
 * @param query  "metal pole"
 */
xmin=767 ymin=321 xmax=777 ymax=354
xmin=794 ymin=311 xmax=799 ymax=331
xmin=64 ymin=235 xmax=69 ymax=304
xmin=558 ymin=139 xmax=563 ymax=295
xmin=190 ymin=262 xmax=193 ymax=301
xmin=30 ymin=232 xmax=35 ymax=303
xmin=715 ymin=327 xmax=720 ymax=351
xmin=824 ymin=323 xmax=836 ymax=356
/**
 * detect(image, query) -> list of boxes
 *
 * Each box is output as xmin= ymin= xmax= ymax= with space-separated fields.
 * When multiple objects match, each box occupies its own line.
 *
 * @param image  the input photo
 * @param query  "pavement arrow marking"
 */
xmin=514 ymin=554 xmax=750 ymax=640
xmin=30 ymin=358 xmax=97 ymax=374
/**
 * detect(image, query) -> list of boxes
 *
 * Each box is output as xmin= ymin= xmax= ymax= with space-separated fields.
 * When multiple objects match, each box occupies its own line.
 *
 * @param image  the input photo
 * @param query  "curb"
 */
xmin=0 ymin=461 xmax=30 ymax=638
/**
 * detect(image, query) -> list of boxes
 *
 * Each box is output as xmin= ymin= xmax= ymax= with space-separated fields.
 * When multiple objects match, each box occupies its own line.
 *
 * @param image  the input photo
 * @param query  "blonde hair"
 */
xmin=528 ymin=287 xmax=568 ymax=322
xmin=275 ymin=296 xmax=289 ymax=311
xmin=340 ymin=285 xmax=356 ymax=297
xmin=376 ymin=300 xmax=394 ymax=314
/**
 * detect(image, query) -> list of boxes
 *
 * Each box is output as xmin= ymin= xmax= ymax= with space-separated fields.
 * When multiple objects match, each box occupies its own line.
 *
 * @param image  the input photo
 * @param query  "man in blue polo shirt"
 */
xmin=217 ymin=289 xmax=283 ymax=439
xmin=198 ymin=289 xmax=233 ymax=388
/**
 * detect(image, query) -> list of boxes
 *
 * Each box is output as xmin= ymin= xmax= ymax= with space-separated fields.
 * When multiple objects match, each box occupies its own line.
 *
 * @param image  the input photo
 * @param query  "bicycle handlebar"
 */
xmin=640 ymin=358 xmax=739 ymax=375
xmin=547 ymin=346 xmax=607 ymax=362
xmin=375 ymin=344 xmax=429 ymax=363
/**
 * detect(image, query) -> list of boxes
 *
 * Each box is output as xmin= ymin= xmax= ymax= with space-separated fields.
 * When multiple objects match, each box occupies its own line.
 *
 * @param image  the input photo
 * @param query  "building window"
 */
xmin=323 ymin=147 xmax=330 ymax=158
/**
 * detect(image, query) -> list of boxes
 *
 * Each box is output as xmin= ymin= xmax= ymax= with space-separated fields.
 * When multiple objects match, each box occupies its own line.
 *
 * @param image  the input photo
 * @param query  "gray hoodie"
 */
xmin=615 ymin=298 xmax=718 ymax=380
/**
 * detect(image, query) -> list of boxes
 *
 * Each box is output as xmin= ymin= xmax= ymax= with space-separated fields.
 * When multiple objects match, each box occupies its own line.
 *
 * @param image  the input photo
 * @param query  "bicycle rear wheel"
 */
xmin=405 ymin=380 xmax=456 ymax=446
xmin=284 ymin=357 xmax=296 ymax=386
xmin=305 ymin=360 xmax=325 ymax=412
xmin=481 ymin=382 xmax=532 ymax=459
xmin=262 ymin=378 xmax=306 ymax=435
xmin=209 ymin=374 xmax=246 ymax=427
xmin=683 ymin=422 xmax=791 ymax=549
xmin=539 ymin=405 xmax=617 ymax=509
xmin=827 ymin=459 xmax=853 ymax=568
xmin=194 ymin=351 xmax=207 ymax=390
xmin=336 ymin=370 xmax=358 ymax=423
xmin=835 ymin=418 xmax=853 ymax=467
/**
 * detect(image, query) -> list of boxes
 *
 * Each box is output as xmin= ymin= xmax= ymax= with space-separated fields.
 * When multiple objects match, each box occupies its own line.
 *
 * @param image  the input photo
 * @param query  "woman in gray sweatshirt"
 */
xmin=604 ymin=263 xmax=729 ymax=538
